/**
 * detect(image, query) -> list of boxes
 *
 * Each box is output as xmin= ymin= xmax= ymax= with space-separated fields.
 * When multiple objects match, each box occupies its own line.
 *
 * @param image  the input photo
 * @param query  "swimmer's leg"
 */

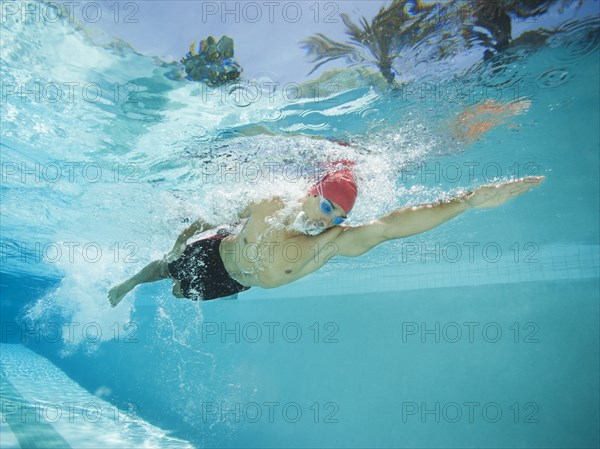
xmin=171 ymin=284 xmax=238 ymax=300
xmin=172 ymin=280 xmax=185 ymax=298
xmin=220 ymin=294 xmax=239 ymax=300
xmin=108 ymin=259 xmax=170 ymax=307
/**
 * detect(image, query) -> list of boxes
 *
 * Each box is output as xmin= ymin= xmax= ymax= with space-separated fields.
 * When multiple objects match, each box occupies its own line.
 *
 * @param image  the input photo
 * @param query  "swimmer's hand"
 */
xmin=465 ymin=176 xmax=545 ymax=209
xmin=165 ymin=217 xmax=216 ymax=263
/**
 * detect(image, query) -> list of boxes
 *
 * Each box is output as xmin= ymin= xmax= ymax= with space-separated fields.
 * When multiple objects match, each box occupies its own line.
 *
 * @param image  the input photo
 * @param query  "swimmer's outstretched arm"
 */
xmin=335 ymin=176 xmax=545 ymax=257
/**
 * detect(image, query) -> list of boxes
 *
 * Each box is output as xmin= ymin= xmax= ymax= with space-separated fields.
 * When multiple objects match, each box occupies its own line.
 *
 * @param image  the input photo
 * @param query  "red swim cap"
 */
xmin=309 ymin=160 xmax=358 ymax=214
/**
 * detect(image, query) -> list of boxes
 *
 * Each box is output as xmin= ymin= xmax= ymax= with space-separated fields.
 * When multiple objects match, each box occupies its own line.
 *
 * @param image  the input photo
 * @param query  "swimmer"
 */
xmin=107 ymin=165 xmax=545 ymax=306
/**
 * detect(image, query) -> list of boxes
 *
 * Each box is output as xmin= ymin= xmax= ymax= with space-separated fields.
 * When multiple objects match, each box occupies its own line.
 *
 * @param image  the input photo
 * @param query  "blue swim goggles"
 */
xmin=317 ymin=183 xmax=347 ymax=225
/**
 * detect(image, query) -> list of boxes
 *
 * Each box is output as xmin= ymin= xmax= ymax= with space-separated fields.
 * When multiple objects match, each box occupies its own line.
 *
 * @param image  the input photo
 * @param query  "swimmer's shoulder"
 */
xmin=240 ymin=196 xmax=285 ymax=218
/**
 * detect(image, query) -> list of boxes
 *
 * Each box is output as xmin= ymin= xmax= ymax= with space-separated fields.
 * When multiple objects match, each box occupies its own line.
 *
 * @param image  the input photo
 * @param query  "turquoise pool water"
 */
xmin=1 ymin=2 xmax=599 ymax=448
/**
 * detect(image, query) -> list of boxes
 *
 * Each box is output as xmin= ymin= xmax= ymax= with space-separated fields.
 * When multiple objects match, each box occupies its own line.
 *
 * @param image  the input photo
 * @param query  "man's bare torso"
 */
xmin=220 ymin=198 xmax=344 ymax=289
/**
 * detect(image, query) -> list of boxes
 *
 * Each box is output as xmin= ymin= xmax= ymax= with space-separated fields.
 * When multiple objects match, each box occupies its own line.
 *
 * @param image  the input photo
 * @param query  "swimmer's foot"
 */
xmin=107 ymin=279 xmax=136 ymax=307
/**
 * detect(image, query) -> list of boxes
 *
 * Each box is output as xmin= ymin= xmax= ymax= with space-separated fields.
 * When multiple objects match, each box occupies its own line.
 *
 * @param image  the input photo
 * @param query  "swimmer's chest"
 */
xmin=237 ymin=226 xmax=318 ymax=268
xmin=234 ymin=219 xmax=333 ymax=281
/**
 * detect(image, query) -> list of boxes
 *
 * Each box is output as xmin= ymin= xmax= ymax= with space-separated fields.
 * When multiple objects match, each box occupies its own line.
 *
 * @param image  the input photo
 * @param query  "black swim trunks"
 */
xmin=167 ymin=228 xmax=251 ymax=301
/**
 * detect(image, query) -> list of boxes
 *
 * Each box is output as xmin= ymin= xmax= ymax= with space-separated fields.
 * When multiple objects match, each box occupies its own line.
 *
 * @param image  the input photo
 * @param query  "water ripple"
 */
xmin=537 ymin=68 xmax=572 ymax=88
xmin=548 ymin=16 xmax=600 ymax=64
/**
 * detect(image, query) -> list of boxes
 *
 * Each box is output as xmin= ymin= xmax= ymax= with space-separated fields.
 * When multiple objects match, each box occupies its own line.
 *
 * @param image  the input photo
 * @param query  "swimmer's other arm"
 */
xmin=165 ymin=217 xmax=217 ymax=261
xmin=335 ymin=176 xmax=545 ymax=257
xmin=164 ymin=205 xmax=255 ymax=262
